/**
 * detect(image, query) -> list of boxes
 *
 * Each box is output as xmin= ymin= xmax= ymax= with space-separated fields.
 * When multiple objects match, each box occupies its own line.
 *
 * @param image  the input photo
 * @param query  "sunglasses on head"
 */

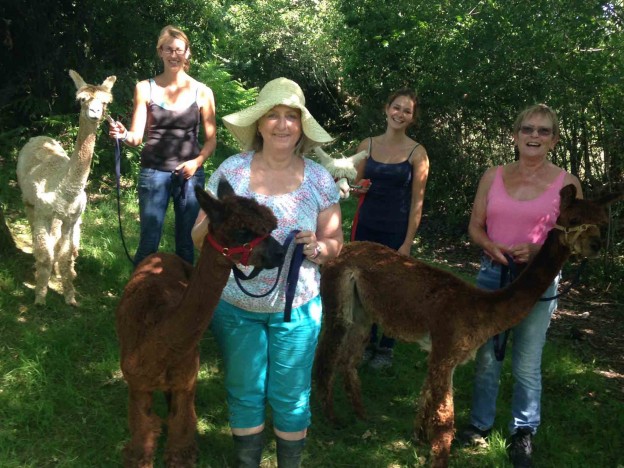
xmin=519 ymin=125 xmax=553 ymax=137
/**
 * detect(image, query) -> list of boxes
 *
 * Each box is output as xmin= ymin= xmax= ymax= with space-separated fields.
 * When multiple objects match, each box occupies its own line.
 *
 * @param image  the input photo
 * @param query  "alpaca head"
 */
xmin=313 ymin=147 xmax=369 ymax=181
xmin=68 ymin=70 xmax=116 ymax=123
xmin=555 ymin=184 xmax=623 ymax=258
xmin=195 ymin=180 xmax=286 ymax=269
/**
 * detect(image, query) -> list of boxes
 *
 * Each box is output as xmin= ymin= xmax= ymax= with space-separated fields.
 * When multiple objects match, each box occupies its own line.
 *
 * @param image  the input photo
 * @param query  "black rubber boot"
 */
xmin=275 ymin=436 xmax=305 ymax=468
xmin=232 ymin=431 xmax=265 ymax=468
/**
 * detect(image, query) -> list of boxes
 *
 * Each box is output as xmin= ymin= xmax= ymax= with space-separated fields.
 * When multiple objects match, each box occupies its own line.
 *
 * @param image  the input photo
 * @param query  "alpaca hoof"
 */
xmin=164 ymin=446 xmax=197 ymax=468
xmin=34 ymin=296 xmax=46 ymax=306
xmin=65 ymin=295 xmax=78 ymax=306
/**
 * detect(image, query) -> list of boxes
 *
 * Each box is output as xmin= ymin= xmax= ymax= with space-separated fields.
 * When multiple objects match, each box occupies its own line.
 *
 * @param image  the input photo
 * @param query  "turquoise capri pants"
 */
xmin=210 ymin=295 xmax=323 ymax=433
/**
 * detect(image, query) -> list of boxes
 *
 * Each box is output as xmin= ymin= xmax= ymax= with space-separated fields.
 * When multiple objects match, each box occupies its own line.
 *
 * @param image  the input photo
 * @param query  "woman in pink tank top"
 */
xmin=457 ymin=104 xmax=583 ymax=467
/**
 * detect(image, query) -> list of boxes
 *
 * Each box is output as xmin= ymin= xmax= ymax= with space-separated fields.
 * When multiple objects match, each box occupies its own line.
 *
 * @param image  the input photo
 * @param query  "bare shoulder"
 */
xmin=479 ymin=165 xmax=499 ymax=190
xmin=356 ymin=138 xmax=371 ymax=153
xmin=411 ymin=142 xmax=428 ymax=161
xmin=134 ymin=80 xmax=151 ymax=102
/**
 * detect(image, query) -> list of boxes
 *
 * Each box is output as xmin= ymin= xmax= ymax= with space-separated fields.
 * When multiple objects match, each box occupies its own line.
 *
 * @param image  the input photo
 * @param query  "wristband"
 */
xmin=121 ymin=130 xmax=128 ymax=142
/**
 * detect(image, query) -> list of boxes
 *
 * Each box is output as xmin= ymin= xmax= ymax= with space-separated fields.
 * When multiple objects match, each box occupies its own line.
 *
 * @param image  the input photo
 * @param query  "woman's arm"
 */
xmin=109 ymin=81 xmax=149 ymax=146
xmin=296 ymin=203 xmax=343 ymax=265
xmin=191 ymin=210 xmax=209 ymax=249
xmin=398 ymin=145 xmax=429 ymax=256
xmin=468 ymin=166 xmax=509 ymax=264
xmin=176 ymin=84 xmax=217 ymax=178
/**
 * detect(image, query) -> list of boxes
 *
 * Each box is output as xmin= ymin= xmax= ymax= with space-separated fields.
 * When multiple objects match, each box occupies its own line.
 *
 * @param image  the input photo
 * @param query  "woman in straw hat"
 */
xmin=192 ymin=77 xmax=343 ymax=467
xmin=109 ymin=25 xmax=216 ymax=267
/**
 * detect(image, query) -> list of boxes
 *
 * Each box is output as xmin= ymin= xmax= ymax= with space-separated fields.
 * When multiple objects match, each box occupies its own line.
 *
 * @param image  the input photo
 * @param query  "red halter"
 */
xmin=205 ymin=233 xmax=269 ymax=266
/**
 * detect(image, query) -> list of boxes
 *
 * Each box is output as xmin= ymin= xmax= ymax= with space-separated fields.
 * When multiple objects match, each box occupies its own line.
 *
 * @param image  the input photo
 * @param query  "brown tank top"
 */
xmin=140 ymin=79 xmax=201 ymax=171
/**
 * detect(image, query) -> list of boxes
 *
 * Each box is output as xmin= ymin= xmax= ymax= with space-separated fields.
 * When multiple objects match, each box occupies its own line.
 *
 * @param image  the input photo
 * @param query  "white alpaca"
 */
xmin=313 ymin=147 xmax=368 ymax=199
xmin=16 ymin=70 xmax=116 ymax=306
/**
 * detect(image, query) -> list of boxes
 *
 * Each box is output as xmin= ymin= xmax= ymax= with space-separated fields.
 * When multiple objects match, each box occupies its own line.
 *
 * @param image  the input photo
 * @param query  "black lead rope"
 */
xmin=492 ymin=253 xmax=587 ymax=361
xmin=113 ymin=137 xmax=135 ymax=265
xmin=232 ymin=230 xmax=305 ymax=322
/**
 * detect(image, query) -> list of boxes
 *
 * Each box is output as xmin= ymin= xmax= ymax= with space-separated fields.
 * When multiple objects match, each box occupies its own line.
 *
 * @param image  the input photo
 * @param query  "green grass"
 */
xmin=1 ymin=156 xmax=623 ymax=467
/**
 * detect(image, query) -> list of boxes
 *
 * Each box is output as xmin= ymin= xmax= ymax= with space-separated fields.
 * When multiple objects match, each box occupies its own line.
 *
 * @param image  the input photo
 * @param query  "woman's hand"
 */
xmin=108 ymin=120 xmax=128 ymax=141
xmin=350 ymin=178 xmax=371 ymax=195
xmin=508 ymin=243 xmax=538 ymax=264
xmin=296 ymin=230 xmax=322 ymax=260
xmin=175 ymin=159 xmax=200 ymax=180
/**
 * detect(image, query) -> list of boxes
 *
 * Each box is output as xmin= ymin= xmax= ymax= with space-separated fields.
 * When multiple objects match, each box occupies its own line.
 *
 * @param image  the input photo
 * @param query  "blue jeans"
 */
xmin=469 ymin=258 xmax=559 ymax=435
xmin=134 ymin=167 xmax=205 ymax=266
xmin=210 ymin=297 xmax=322 ymax=433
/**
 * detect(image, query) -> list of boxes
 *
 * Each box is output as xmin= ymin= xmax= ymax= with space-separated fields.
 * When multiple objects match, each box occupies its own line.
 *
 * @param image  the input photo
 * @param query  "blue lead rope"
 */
xmin=232 ymin=230 xmax=305 ymax=322
xmin=114 ymin=137 xmax=135 ymax=265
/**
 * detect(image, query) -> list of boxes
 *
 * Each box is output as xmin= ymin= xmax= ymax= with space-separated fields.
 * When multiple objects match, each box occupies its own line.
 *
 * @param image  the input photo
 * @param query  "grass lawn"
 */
xmin=1 ymin=150 xmax=622 ymax=467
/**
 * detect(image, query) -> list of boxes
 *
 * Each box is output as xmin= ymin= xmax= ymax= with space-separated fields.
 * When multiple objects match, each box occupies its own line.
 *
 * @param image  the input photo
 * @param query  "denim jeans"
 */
xmin=469 ymin=257 xmax=559 ymax=435
xmin=134 ymin=166 xmax=205 ymax=266
xmin=354 ymin=223 xmax=406 ymax=350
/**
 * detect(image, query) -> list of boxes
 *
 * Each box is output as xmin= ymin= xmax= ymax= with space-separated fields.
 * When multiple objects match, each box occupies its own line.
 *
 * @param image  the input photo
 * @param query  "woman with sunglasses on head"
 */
xmin=351 ymin=88 xmax=429 ymax=370
xmin=191 ymin=78 xmax=342 ymax=467
xmin=109 ymin=25 xmax=216 ymax=267
xmin=457 ymin=104 xmax=582 ymax=468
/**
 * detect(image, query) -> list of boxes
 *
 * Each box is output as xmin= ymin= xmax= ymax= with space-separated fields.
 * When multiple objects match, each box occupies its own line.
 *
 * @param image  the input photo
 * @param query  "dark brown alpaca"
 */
xmin=116 ymin=180 xmax=286 ymax=468
xmin=315 ymin=185 xmax=622 ymax=467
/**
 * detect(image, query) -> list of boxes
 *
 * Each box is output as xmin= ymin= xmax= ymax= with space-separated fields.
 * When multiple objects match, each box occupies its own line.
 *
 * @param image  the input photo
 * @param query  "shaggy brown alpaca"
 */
xmin=315 ymin=184 xmax=622 ymax=467
xmin=116 ymin=180 xmax=286 ymax=468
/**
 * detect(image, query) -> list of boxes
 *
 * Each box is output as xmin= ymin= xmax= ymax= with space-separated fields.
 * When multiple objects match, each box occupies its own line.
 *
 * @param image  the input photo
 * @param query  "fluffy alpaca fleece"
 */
xmin=16 ymin=70 xmax=115 ymax=305
xmin=313 ymin=146 xmax=368 ymax=199
xmin=315 ymin=185 xmax=622 ymax=467
xmin=116 ymin=181 xmax=286 ymax=468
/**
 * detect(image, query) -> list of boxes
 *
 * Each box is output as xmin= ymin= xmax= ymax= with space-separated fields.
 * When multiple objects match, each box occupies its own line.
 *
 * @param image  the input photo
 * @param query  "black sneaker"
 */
xmin=361 ymin=344 xmax=376 ymax=365
xmin=508 ymin=427 xmax=533 ymax=468
xmin=456 ymin=424 xmax=491 ymax=447
xmin=368 ymin=346 xmax=393 ymax=370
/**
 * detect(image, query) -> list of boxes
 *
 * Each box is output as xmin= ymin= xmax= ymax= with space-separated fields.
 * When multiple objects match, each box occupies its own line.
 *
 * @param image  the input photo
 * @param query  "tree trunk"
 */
xmin=0 ymin=204 xmax=18 ymax=257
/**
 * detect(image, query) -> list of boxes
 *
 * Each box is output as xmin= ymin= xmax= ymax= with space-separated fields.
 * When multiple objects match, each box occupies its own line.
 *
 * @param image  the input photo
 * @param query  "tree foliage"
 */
xmin=1 ymin=0 xmax=622 ymax=252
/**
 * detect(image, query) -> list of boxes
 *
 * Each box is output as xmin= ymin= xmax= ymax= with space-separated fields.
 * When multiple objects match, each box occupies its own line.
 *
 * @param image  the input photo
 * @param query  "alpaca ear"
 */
xmin=194 ymin=186 xmax=226 ymax=226
xmin=559 ymin=184 xmax=577 ymax=210
xmin=347 ymin=149 xmax=369 ymax=167
xmin=313 ymin=146 xmax=332 ymax=165
xmin=217 ymin=178 xmax=236 ymax=199
xmin=595 ymin=190 xmax=624 ymax=207
xmin=69 ymin=70 xmax=86 ymax=90
xmin=101 ymin=75 xmax=117 ymax=91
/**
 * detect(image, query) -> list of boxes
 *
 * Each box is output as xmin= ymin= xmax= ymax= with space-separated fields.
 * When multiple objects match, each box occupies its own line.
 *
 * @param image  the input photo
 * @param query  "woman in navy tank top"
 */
xmin=351 ymin=88 xmax=429 ymax=369
xmin=109 ymin=25 xmax=216 ymax=267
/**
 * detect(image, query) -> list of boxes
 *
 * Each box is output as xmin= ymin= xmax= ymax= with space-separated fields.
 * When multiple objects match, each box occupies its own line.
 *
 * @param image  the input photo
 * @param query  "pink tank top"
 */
xmin=486 ymin=166 xmax=566 ymax=247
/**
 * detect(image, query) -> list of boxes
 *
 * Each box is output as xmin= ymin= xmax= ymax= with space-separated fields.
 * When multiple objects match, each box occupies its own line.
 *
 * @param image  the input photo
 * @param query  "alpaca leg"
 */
xmin=57 ymin=223 xmax=77 ymax=306
xmin=164 ymin=387 xmax=198 ymax=468
xmin=123 ymin=389 xmax=161 ymax=468
xmin=415 ymin=360 xmax=456 ymax=468
xmin=31 ymin=222 xmax=55 ymax=305
xmin=314 ymin=323 xmax=349 ymax=423
xmin=342 ymin=325 xmax=370 ymax=419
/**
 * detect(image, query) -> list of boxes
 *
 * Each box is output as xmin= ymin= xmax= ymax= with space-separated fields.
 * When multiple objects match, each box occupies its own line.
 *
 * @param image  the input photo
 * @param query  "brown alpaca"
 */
xmin=116 ymin=180 xmax=286 ymax=468
xmin=315 ymin=184 xmax=622 ymax=468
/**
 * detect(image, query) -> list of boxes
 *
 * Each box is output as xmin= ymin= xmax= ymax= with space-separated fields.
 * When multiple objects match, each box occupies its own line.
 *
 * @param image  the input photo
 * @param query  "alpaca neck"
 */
xmin=485 ymin=230 xmax=570 ymax=334
xmin=59 ymin=115 xmax=98 ymax=198
xmin=160 ymin=244 xmax=233 ymax=349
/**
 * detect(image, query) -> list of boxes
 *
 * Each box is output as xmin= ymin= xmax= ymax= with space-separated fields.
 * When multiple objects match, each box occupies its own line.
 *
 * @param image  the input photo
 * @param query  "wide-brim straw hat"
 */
xmin=223 ymin=77 xmax=333 ymax=153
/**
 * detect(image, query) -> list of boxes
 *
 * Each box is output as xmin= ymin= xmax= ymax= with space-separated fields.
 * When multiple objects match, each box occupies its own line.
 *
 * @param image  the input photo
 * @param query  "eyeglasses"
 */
xmin=161 ymin=47 xmax=186 ymax=56
xmin=519 ymin=125 xmax=553 ymax=137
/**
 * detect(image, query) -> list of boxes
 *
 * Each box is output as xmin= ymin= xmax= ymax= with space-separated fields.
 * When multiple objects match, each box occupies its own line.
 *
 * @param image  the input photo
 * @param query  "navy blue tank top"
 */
xmin=140 ymin=79 xmax=202 ymax=171
xmin=358 ymin=137 xmax=419 ymax=234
